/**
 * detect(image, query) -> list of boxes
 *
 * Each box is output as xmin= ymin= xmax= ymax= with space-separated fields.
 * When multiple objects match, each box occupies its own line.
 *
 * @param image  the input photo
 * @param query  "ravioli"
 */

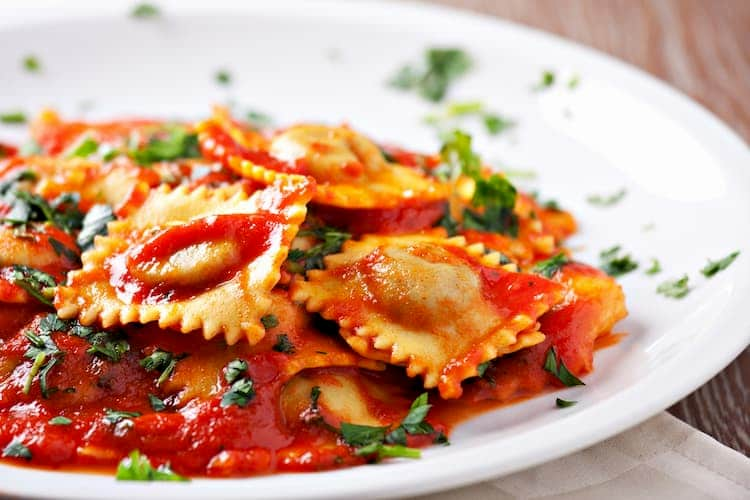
xmin=266 ymin=124 xmax=450 ymax=209
xmin=55 ymin=172 xmax=314 ymax=345
xmin=291 ymin=233 xmax=566 ymax=398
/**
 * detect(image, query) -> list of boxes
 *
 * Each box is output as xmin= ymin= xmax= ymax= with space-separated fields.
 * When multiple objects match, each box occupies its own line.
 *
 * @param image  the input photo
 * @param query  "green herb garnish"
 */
xmin=224 ymin=358 xmax=248 ymax=384
xmin=656 ymin=275 xmax=690 ymax=299
xmin=215 ymin=70 xmax=232 ymax=85
xmin=2 ymin=439 xmax=32 ymax=460
xmin=599 ymin=246 xmax=638 ymax=277
xmin=0 ymin=112 xmax=27 ymax=124
xmin=140 ymin=349 xmax=181 ymax=385
xmin=534 ymin=70 xmax=555 ymax=91
xmin=130 ymin=126 xmax=200 ymax=164
xmin=586 ymin=188 xmax=626 ymax=207
xmin=131 ymin=3 xmax=160 ymax=19
xmin=273 ymin=334 xmax=295 ymax=354
xmin=389 ymin=48 xmax=472 ymax=102
xmin=543 ymin=347 xmax=585 ymax=387
xmin=290 ymin=226 xmax=351 ymax=271
xmin=116 ymin=450 xmax=188 ymax=481
xmin=700 ymin=251 xmax=740 ymax=278
xmin=645 ymin=258 xmax=662 ymax=275
xmin=103 ymin=409 xmax=141 ymax=425
xmin=556 ymin=398 xmax=577 ymax=408
xmin=67 ymin=137 xmax=99 ymax=158
xmin=77 ymin=204 xmax=115 ymax=251
xmin=148 ymin=394 xmax=167 ymax=412
xmin=49 ymin=416 xmax=72 ymax=426
xmin=260 ymin=314 xmax=279 ymax=329
xmin=22 ymin=55 xmax=41 ymax=73
xmin=9 ymin=265 xmax=56 ymax=306
xmin=221 ymin=377 xmax=255 ymax=408
xmin=532 ymin=253 xmax=569 ymax=279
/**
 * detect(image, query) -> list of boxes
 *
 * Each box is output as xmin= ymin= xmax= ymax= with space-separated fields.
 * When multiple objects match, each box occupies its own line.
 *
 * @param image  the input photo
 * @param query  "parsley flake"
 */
xmin=532 ymin=253 xmax=569 ymax=279
xmin=140 ymin=349 xmax=182 ymax=385
xmin=599 ymin=246 xmax=638 ymax=277
xmin=49 ymin=416 xmax=72 ymax=426
xmin=224 ymin=358 xmax=248 ymax=384
xmin=0 ymin=112 xmax=27 ymax=125
xmin=148 ymin=394 xmax=167 ymax=412
xmin=556 ymin=398 xmax=577 ymax=408
xmin=273 ymin=334 xmax=295 ymax=354
xmin=103 ymin=409 xmax=141 ymax=425
xmin=130 ymin=126 xmax=200 ymax=164
xmin=645 ymin=258 xmax=662 ymax=275
xmin=534 ymin=70 xmax=556 ymax=91
xmin=291 ymin=226 xmax=351 ymax=271
xmin=543 ymin=347 xmax=585 ymax=387
xmin=2 ymin=439 xmax=32 ymax=460
xmin=260 ymin=314 xmax=279 ymax=329
xmin=116 ymin=450 xmax=188 ymax=481
xmin=586 ymin=188 xmax=626 ymax=207
xmin=131 ymin=3 xmax=160 ymax=19
xmin=700 ymin=251 xmax=740 ymax=278
xmin=77 ymin=204 xmax=115 ymax=251
xmin=9 ymin=265 xmax=56 ymax=306
xmin=389 ymin=48 xmax=472 ymax=102
xmin=22 ymin=55 xmax=41 ymax=73
xmin=656 ymin=275 xmax=690 ymax=299
xmin=215 ymin=70 xmax=232 ymax=85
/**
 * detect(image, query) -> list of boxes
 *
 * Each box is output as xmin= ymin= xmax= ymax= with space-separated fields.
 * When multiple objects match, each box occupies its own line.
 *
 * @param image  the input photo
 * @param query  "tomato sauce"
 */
xmin=107 ymin=214 xmax=282 ymax=304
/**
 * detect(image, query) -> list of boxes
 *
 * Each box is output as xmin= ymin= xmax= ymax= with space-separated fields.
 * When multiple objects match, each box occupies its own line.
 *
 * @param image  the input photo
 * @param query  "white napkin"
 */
xmin=421 ymin=413 xmax=750 ymax=500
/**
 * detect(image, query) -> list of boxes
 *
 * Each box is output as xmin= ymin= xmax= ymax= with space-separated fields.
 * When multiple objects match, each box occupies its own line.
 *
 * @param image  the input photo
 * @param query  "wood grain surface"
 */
xmin=420 ymin=0 xmax=750 ymax=456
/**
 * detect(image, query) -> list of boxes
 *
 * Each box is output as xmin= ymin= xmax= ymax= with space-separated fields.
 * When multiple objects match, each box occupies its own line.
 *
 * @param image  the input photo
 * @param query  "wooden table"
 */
xmin=423 ymin=0 xmax=750 ymax=456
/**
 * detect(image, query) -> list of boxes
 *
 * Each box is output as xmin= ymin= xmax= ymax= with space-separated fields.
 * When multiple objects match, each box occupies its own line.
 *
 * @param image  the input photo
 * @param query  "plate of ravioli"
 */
xmin=0 ymin=1 xmax=749 ymax=499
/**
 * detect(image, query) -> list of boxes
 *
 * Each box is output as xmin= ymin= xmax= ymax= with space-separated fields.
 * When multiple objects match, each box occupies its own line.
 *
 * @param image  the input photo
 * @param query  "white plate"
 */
xmin=1 ymin=1 xmax=749 ymax=498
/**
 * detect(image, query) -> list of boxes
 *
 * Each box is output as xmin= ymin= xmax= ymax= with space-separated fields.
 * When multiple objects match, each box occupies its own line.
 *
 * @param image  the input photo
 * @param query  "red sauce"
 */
xmin=199 ymin=123 xmax=307 ymax=175
xmin=312 ymin=200 xmax=446 ymax=236
xmin=107 ymin=214 xmax=282 ymax=304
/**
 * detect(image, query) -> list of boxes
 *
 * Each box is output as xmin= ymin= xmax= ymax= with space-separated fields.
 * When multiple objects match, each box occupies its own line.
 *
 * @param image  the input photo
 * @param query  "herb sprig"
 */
xmin=389 ymin=48 xmax=472 ymax=102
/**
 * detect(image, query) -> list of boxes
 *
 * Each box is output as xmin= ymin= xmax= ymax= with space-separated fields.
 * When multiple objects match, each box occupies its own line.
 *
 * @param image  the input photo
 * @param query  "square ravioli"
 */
xmin=55 ymin=172 xmax=314 ymax=345
xmin=291 ymin=233 xmax=566 ymax=398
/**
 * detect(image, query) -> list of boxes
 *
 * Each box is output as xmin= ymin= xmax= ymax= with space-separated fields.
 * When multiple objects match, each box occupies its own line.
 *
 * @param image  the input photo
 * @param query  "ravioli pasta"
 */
xmin=0 ymin=109 xmax=627 ymax=478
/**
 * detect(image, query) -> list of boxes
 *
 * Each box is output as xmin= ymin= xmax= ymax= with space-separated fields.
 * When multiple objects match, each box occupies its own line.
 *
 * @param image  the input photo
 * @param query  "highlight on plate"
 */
xmin=0 ymin=106 xmax=626 ymax=479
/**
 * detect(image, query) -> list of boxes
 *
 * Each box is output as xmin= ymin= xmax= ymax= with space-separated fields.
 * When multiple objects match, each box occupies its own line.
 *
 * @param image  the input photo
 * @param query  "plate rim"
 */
xmin=0 ymin=1 xmax=749 ymax=498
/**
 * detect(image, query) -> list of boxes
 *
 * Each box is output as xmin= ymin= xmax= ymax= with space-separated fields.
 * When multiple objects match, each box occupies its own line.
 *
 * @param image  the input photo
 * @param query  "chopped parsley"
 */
xmin=438 ymin=130 xmax=519 ymax=237
xmin=68 ymin=323 xmax=130 ymax=362
xmin=700 ymin=251 xmax=740 ymax=278
xmin=599 ymin=246 xmax=638 ymax=277
xmin=48 ymin=416 xmax=72 ymax=426
xmin=77 ymin=204 xmax=115 ymax=251
xmin=131 ymin=3 xmax=160 ymax=19
xmin=140 ymin=349 xmax=182 ymax=385
xmin=9 ymin=265 xmax=56 ymax=306
xmin=67 ymin=137 xmax=99 ymax=158
xmin=532 ymin=253 xmax=569 ymax=279
xmin=534 ymin=70 xmax=556 ymax=91
xmin=645 ymin=258 xmax=662 ymax=275
xmin=116 ymin=450 xmax=188 ymax=481
xmin=586 ymin=188 xmax=626 ymax=207
xmin=0 ymin=112 xmax=27 ymax=124
xmin=339 ymin=393 xmax=444 ymax=461
xmin=543 ymin=347 xmax=585 ymax=387
xmin=260 ymin=314 xmax=279 ymax=329
xmin=656 ymin=275 xmax=690 ymax=299
xmin=2 ymin=439 xmax=32 ymax=460
xmin=290 ymin=226 xmax=351 ymax=271
xmin=424 ymin=101 xmax=515 ymax=136
xmin=389 ymin=48 xmax=472 ymax=102
xmin=224 ymin=358 xmax=248 ymax=384
xmin=48 ymin=237 xmax=80 ymax=265
xmin=246 ymin=110 xmax=273 ymax=129
xmin=215 ymin=70 xmax=232 ymax=85
xmin=22 ymin=315 xmax=65 ymax=398
xmin=130 ymin=126 xmax=200 ymax=164
xmin=148 ymin=394 xmax=167 ymax=412
xmin=476 ymin=361 xmax=490 ymax=378
xmin=22 ymin=55 xmax=41 ymax=73
xmin=568 ymin=75 xmax=580 ymax=89
xmin=103 ymin=409 xmax=141 ymax=425
xmin=220 ymin=359 xmax=255 ymax=408
xmin=273 ymin=334 xmax=295 ymax=354
xmin=0 ymin=189 xmax=84 ymax=233
xmin=556 ymin=398 xmax=577 ymax=408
